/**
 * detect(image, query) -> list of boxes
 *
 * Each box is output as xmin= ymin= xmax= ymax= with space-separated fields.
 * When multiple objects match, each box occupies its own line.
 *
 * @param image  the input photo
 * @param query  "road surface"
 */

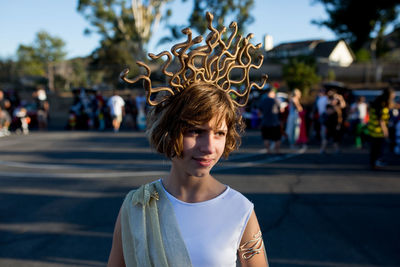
xmin=0 ymin=131 xmax=399 ymax=267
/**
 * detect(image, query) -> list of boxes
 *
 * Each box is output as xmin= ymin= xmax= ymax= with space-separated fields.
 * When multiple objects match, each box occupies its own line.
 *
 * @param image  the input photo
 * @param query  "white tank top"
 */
xmin=161 ymin=182 xmax=254 ymax=267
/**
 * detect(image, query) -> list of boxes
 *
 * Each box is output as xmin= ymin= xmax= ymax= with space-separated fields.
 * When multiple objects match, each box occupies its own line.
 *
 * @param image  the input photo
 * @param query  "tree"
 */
xmin=78 ymin=0 xmax=256 ymax=85
xmin=160 ymin=0 xmax=255 ymax=43
xmin=67 ymin=57 xmax=90 ymax=88
xmin=16 ymin=31 xmax=67 ymax=90
xmin=78 ymin=0 xmax=169 ymax=52
xmin=312 ymin=0 xmax=400 ymax=53
xmin=283 ymin=58 xmax=321 ymax=96
xmin=77 ymin=0 xmax=172 ymax=83
xmin=16 ymin=45 xmax=45 ymax=76
xmin=0 ymin=58 xmax=17 ymax=84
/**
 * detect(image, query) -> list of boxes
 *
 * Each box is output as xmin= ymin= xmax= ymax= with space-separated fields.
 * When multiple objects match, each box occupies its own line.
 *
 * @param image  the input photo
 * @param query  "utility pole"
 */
xmin=47 ymin=62 xmax=55 ymax=92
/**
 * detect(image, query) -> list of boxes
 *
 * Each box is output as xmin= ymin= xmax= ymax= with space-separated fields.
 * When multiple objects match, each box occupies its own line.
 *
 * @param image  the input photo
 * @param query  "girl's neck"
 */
xmin=162 ymin=167 xmax=225 ymax=203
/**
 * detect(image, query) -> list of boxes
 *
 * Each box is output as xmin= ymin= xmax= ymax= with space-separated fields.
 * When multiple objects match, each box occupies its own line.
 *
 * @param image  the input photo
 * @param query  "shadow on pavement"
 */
xmin=1 ymin=186 xmax=399 ymax=266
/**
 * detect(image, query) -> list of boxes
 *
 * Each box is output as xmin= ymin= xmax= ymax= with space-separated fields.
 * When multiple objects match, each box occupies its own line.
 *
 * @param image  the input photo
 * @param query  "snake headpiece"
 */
xmin=120 ymin=12 xmax=268 ymax=107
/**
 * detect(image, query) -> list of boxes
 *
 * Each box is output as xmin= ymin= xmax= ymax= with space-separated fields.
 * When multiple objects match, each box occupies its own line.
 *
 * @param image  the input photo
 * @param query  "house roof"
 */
xmin=265 ymin=38 xmax=355 ymax=65
xmin=313 ymin=40 xmax=340 ymax=58
xmin=313 ymin=40 xmax=355 ymax=60
xmin=270 ymin=39 xmax=324 ymax=52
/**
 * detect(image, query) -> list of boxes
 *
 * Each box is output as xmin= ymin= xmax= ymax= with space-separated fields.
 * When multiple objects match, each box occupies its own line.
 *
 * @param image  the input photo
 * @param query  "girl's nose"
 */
xmin=199 ymin=133 xmax=214 ymax=154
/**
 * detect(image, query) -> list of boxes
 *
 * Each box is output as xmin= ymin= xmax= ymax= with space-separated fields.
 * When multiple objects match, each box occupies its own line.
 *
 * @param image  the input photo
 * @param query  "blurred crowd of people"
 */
xmin=66 ymin=88 xmax=147 ymax=133
xmin=248 ymin=84 xmax=400 ymax=169
xmin=0 ymin=87 xmax=49 ymax=137
xmin=2 ymin=84 xmax=400 ymax=169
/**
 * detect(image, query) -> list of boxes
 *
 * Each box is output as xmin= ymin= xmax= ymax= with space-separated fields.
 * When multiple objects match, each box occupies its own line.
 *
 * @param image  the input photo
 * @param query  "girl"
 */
xmin=107 ymin=12 xmax=268 ymax=267
xmin=286 ymin=89 xmax=303 ymax=148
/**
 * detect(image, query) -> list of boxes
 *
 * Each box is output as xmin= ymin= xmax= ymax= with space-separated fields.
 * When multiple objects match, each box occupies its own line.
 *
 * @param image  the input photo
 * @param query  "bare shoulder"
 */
xmin=238 ymin=211 xmax=269 ymax=267
xmin=107 ymin=208 xmax=126 ymax=267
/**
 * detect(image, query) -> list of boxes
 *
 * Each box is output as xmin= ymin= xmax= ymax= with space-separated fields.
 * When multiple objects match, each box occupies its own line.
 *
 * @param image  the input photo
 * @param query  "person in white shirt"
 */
xmin=108 ymin=12 xmax=269 ymax=267
xmin=349 ymin=96 xmax=368 ymax=148
xmin=107 ymin=90 xmax=125 ymax=132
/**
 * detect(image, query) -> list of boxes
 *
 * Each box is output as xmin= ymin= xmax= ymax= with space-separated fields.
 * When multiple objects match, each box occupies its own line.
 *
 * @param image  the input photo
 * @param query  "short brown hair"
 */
xmin=146 ymin=83 xmax=244 ymax=158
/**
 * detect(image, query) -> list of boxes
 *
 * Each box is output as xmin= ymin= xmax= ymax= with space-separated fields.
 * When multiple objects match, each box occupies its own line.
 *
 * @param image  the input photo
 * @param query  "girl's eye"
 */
xmin=216 ymin=131 xmax=226 ymax=136
xmin=187 ymin=129 xmax=202 ymax=135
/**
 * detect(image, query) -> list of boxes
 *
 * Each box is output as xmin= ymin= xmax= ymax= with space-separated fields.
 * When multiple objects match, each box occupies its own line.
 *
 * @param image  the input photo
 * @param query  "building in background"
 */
xmin=265 ymin=39 xmax=355 ymax=67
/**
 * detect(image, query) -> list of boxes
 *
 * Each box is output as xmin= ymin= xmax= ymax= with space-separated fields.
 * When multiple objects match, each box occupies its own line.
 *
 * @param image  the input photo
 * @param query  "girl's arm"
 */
xmin=294 ymin=98 xmax=303 ymax=112
xmin=238 ymin=211 xmax=269 ymax=267
xmin=107 ymin=209 xmax=126 ymax=267
xmin=380 ymin=119 xmax=389 ymax=138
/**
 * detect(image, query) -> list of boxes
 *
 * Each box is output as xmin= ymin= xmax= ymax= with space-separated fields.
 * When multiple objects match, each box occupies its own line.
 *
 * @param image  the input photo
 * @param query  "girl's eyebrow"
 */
xmin=187 ymin=123 xmax=227 ymax=131
xmin=213 ymin=128 xmax=228 ymax=133
xmin=188 ymin=125 xmax=203 ymax=129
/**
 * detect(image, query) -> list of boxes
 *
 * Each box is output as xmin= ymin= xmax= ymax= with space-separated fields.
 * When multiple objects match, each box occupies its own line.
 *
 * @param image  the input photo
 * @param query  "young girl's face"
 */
xmin=172 ymin=116 xmax=227 ymax=178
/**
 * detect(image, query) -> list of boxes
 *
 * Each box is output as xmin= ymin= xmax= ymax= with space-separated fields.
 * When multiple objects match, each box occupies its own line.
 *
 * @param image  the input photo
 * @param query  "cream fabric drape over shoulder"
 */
xmin=120 ymin=180 xmax=193 ymax=267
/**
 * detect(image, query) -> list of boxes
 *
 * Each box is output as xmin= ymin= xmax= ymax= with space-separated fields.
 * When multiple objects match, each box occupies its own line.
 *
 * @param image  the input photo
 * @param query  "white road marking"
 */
xmin=0 ymin=146 xmax=306 ymax=178
xmin=0 ymin=160 xmax=89 ymax=170
xmin=0 ymin=171 xmax=169 ymax=179
xmin=0 ymin=187 xmax=125 ymax=198
xmin=216 ymin=148 xmax=305 ymax=171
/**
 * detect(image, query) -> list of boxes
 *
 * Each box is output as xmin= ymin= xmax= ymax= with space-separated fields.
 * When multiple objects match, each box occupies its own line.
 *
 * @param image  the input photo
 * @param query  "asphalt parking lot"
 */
xmin=0 ymin=130 xmax=399 ymax=267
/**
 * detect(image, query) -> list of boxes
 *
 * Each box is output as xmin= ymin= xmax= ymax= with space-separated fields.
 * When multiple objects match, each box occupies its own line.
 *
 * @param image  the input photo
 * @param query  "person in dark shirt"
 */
xmin=367 ymin=88 xmax=395 ymax=169
xmin=258 ymin=89 xmax=282 ymax=154
xmin=0 ymin=90 xmax=11 ymax=111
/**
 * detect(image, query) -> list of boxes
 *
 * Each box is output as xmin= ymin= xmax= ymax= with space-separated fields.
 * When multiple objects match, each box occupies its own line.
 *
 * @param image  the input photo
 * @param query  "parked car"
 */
xmin=352 ymin=90 xmax=400 ymax=103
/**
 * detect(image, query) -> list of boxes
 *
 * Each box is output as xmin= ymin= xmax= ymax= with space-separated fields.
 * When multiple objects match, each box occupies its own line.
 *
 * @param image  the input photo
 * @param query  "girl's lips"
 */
xmin=193 ymin=157 xmax=213 ymax=167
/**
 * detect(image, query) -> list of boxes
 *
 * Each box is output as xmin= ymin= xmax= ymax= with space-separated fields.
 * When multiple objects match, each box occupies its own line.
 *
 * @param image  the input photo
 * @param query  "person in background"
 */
xmin=124 ymin=93 xmax=138 ymax=130
xmin=349 ymin=96 xmax=368 ymax=148
xmin=135 ymin=91 xmax=147 ymax=131
xmin=296 ymin=104 xmax=308 ymax=148
xmin=315 ymin=88 xmax=328 ymax=152
xmin=0 ymin=104 xmax=11 ymax=137
xmin=258 ymin=89 xmax=282 ymax=154
xmin=388 ymin=102 xmax=400 ymax=153
xmin=12 ymin=105 xmax=30 ymax=135
xmin=320 ymin=91 xmax=346 ymax=153
xmin=107 ymin=90 xmax=125 ymax=132
xmin=34 ymin=86 xmax=50 ymax=130
xmin=286 ymin=88 xmax=303 ymax=148
xmin=331 ymin=92 xmax=346 ymax=152
xmin=96 ymin=98 xmax=106 ymax=131
xmin=320 ymin=104 xmax=340 ymax=153
xmin=394 ymin=114 xmax=400 ymax=155
xmin=0 ymin=90 xmax=12 ymax=117
xmin=367 ymin=88 xmax=395 ymax=169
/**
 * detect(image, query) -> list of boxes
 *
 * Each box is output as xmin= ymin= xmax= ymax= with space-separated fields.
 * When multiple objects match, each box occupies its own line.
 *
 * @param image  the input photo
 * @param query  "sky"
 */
xmin=0 ymin=0 xmax=337 ymax=60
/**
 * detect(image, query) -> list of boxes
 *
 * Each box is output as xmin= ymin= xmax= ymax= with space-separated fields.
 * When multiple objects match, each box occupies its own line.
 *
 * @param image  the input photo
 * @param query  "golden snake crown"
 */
xmin=120 ymin=12 xmax=268 ymax=107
